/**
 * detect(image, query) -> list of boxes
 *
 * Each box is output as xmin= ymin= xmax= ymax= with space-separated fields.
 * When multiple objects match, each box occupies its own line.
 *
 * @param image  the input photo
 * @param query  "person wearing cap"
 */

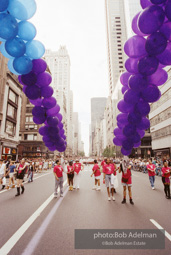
xmin=0 ymin=159 xmax=7 ymax=190
xmin=73 ymin=159 xmax=84 ymax=190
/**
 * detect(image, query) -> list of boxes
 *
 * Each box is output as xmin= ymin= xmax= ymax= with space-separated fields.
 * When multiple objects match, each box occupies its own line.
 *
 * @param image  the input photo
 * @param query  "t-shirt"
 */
xmin=110 ymin=163 xmax=116 ymax=176
xmin=67 ymin=165 xmax=74 ymax=174
xmin=103 ymin=164 xmax=114 ymax=175
xmin=162 ymin=167 xmax=170 ymax=178
xmin=53 ymin=165 xmax=63 ymax=178
xmin=146 ymin=164 xmax=156 ymax=176
xmin=18 ymin=164 xmax=25 ymax=174
xmin=92 ymin=164 xmax=101 ymax=176
xmin=74 ymin=163 xmax=81 ymax=174
xmin=101 ymin=161 xmax=106 ymax=173
xmin=122 ymin=168 xmax=132 ymax=184
xmin=10 ymin=165 xmax=16 ymax=173
xmin=0 ymin=163 xmax=6 ymax=175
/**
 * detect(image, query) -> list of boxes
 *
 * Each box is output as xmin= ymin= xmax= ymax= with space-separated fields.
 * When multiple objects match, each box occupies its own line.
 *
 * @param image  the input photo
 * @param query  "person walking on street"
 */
xmin=6 ymin=161 xmax=16 ymax=189
xmin=147 ymin=159 xmax=156 ymax=190
xmin=0 ymin=159 xmax=7 ymax=190
xmin=103 ymin=158 xmax=115 ymax=201
xmin=67 ymin=161 xmax=74 ymax=191
xmin=161 ymin=161 xmax=171 ymax=199
xmin=53 ymin=160 xmax=64 ymax=198
xmin=15 ymin=159 xmax=27 ymax=197
xmin=73 ymin=159 xmax=84 ymax=190
xmin=28 ymin=161 xmax=34 ymax=183
xmin=119 ymin=163 xmax=134 ymax=205
xmin=91 ymin=160 xmax=101 ymax=191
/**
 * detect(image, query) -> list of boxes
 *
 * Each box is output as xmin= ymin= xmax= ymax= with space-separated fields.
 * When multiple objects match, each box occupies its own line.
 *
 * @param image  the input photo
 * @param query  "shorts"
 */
xmin=16 ymin=172 xmax=24 ymax=180
xmin=9 ymin=173 xmax=14 ymax=178
xmin=95 ymin=176 xmax=101 ymax=180
xmin=67 ymin=173 xmax=74 ymax=180
xmin=0 ymin=174 xmax=4 ymax=179
xmin=122 ymin=183 xmax=132 ymax=187
xmin=105 ymin=175 xmax=114 ymax=188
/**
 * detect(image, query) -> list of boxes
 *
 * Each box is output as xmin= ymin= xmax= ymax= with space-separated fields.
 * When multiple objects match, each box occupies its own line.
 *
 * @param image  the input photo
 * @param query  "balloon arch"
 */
xmin=0 ymin=0 xmax=171 ymax=155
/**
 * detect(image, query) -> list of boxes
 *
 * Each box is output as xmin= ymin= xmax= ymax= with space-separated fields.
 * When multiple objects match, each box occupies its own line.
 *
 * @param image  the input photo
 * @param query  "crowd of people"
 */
xmin=0 ymin=156 xmax=170 ymax=203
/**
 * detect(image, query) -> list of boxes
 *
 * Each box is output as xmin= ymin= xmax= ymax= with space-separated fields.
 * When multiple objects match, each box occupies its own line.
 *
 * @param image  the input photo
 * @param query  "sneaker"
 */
xmin=92 ymin=186 xmax=97 ymax=190
xmin=54 ymin=194 xmax=58 ymax=198
xmin=6 ymin=186 xmax=9 ymax=190
xmin=12 ymin=185 xmax=15 ymax=188
xmin=108 ymin=197 xmax=111 ymax=201
xmin=112 ymin=196 xmax=115 ymax=201
xmin=152 ymin=187 xmax=155 ymax=190
xmin=60 ymin=194 xmax=63 ymax=197
xmin=96 ymin=187 xmax=101 ymax=191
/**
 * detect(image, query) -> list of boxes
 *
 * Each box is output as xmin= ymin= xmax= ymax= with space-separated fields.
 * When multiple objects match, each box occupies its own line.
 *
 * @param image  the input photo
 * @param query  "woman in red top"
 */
xmin=67 ymin=161 xmax=74 ymax=191
xmin=161 ymin=161 xmax=171 ymax=199
xmin=73 ymin=159 xmax=84 ymax=190
xmin=146 ymin=159 xmax=156 ymax=190
xmin=53 ymin=159 xmax=64 ymax=198
xmin=119 ymin=163 xmax=134 ymax=205
xmin=15 ymin=158 xmax=27 ymax=197
xmin=103 ymin=158 xmax=115 ymax=201
xmin=91 ymin=160 xmax=101 ymax=191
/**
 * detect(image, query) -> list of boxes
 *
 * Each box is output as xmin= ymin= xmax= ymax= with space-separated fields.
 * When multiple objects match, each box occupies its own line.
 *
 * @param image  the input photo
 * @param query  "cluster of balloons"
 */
xmin=0 ymin=0 xmax=67 ymax=153
xmin=113 ymin=0 xmax=171 ymax=156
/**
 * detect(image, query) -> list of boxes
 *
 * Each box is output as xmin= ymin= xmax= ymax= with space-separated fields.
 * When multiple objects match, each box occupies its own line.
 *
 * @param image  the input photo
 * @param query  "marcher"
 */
xmin=91 ymin=160 xmax=101 ymax=191
xmin=28 ymin=161 xmax=34 ymax=183
xmin=119 ymin=163 xmax=134 ymax=205
xmin=147 ymin=159 xmax=156 ymax=190
xmin=6 ymin=161 xmax=16 ymax=189
xmin=161 ymin=161 xmax=171 ymax=199
xmin=15 ymin=159 xmax=27 ymax=197
xmin=73 ymin=159 xmax=84 ymax=190
xmin=53 ymin=160 xmax=64 ymax=198
xmin=0 ymin=159 xmax=7 ymax=190
xmin=103 ymin=158 xmax=115 ymax=201
xmin=67 ymin=161 xmax=74 ymax=191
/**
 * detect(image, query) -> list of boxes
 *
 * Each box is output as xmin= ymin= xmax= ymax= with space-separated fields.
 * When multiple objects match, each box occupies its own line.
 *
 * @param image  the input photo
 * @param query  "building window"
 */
xmin=5 ymin=120 xmax=16 ymax=136
xmin=24 ymin=134 xmax=37 ymax=141
xmin=7 ymin=104 xmax=17 ymax=119
xmin=9 ymin=89 xmax=18 ymax=105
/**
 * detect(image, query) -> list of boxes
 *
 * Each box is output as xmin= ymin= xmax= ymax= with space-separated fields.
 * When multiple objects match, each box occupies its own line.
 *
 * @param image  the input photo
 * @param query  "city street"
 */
xmin=0 ymin=165 xmax=171 ymax=255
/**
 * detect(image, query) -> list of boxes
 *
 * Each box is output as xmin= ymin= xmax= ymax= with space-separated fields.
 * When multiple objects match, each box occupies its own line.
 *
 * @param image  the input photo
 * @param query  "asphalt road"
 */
xmin=0 ymin=165 xmax=171 ymax=255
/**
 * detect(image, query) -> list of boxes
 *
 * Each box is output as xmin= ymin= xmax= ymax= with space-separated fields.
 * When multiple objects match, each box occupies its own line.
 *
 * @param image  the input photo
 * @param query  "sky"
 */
xmin=31 ymin=0 xmax=108 ymax=156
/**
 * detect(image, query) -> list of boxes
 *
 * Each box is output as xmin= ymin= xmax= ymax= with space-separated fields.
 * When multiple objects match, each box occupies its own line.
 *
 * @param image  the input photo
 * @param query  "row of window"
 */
xmin=151 ymin=126 xmax=171 ymax=140
xmin=150 ymin=107 xmax=171 ymax=127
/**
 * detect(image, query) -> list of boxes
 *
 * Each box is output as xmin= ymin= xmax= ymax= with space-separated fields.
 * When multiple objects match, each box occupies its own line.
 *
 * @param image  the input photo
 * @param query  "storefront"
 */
xmin=2 ymin=146 xmax=17 ymax=161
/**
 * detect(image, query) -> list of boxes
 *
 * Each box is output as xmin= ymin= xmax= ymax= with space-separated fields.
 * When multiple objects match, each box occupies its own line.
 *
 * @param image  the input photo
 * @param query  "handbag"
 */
xmin=122 ymin=177 xmax=128 ymax=183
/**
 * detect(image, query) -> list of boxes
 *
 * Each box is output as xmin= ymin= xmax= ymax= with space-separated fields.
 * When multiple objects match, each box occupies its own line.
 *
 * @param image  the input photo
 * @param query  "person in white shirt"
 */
xmin=0 ymin=159 xmax=7 ymax=190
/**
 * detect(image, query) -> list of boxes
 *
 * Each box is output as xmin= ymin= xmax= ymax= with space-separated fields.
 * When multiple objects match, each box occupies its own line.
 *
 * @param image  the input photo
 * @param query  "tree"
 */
xmin=102 ymin=146 xmax=115 ymax=158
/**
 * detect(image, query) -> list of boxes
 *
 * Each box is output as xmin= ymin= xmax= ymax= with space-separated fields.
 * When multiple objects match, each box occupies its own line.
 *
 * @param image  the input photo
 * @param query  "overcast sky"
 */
xmin=31 ymin=0 xmax=108 ymax=155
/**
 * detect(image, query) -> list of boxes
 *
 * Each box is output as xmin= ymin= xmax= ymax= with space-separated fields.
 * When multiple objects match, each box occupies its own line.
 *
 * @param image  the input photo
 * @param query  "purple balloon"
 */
xmin=160 ymin=22 xmax=171 ymax=41
xmin=132 ymin=12 xmax=147 ymax=37
xmin=33 ymin=115 xmax=46 ymax=125
xmin=141 ymin=84 xmax=161 ymax=103
xmin=32 ymin=106 xmax=46 ymax=117
xmin=47 ymin=116 xmax=59 ymax=127
xmin=121 ymin=147 xmax=132 ymax=156
xmin=131 ymin=132 xmax=141 ymax=144
xmin=117 ymin=113 xmax=128 ymax=124
xmin=117 ymin=100 xmax=134 ymax=113
xmin=29 ymin=98 xmax=42 ymax=106
xmin=157 ymin=42 xmax=171 ymax=65
xmin=39 ymin=126 xmax=49 ymax=136
xmin=48 ymin=146 xmax=57 ymax=152
xmin=21 ymin=71 xmax=37 ymax=86
xmin=59 ymin=129 xmax=65 ymax=136
xmin=137 ymin=117 xmax=150 ymax=130
xmin=32 ymin=59 xmax=47 ymax=74
xmin=134 ymin=100 xmax=150 ymax=116
xmin=134 ymin=141 xmax=141 ymax=148
xmin=122 ymin=138 xmax=134 ymax=151
xmin=124 ymin=89 xmax=140 ymax=105
xmin=25 ymin=85 xmax=41 ymax=100
xmin=113 ymin=128 xmax=123 ymax=136
xmin=113 ymin=137 xmax=123 ymax=146
xmin=140 ymin=0 xmax=153 ymax=9
xmin=128 ymin=112 xmax=142 ymax=125
xmin=56 ymin=113 xmax=63 ymax=122
xmin=23 ymin=85 xmax=27 ymax=93
xmin=151 ymin=0 xmax=167 ymax=4
xmin=58 ymin=122 xmax=64 ymax=129
xmin=43 ymin=136 xmax=52 ymax=143
xmin=123 ymin=124 xmax=136 ymax=137
xmin=42 ymin=97 xmax=56 ymax=109
xmin=147 ymin=68 xmax=168 ymax=86
xmin=125 ymin=58 xmax=139 ymax=74
xmin=129 ymin=74 xmax=148 ymax=92
xmin=124 ymin=35 xmax=146 ymax=58
xmin=120 ymin=72 xmax=132 ymax=86
xmin=165 ymin=1 xmax=171 ymax=21
xmin=41 ymin=86 xmax=53 ymax=98
xmin=121 ymin=86 xmax=128 ymax=94
xmin=56 ymin=146 xmax=66 ymax=153
xmin=145 ymin=32 xmax=167 ymax=56
xmin=46 ymin=104 xmax=60 ymax=117
xmin=138 ymin=56 xmax=159 ymax=76
xmin=36 ymin=72 xmax=52 ymax=87
xmin=48 ymin=126 xmax=60 ymax=136
xmin=45 ymin=141 xmax=55 ymax=148
xmin=138 ymin=6 xmax=165 ymax=34
xmin=137 ymin=129 xmax=145 ymax=138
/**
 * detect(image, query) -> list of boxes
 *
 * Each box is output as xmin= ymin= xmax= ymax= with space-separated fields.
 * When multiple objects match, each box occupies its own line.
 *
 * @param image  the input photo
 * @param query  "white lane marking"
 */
xmin=0 ymin=180 xmax=67 ymax=255
xmin=150 ymin=219 xmax=171 ymax=242
xmin=132 ymin=174 xmax=139 ymax=177
xmin=21 ymin=185 xmax=68 ymax=255
xmin=0 ymin=173 xmax=51 ymax=194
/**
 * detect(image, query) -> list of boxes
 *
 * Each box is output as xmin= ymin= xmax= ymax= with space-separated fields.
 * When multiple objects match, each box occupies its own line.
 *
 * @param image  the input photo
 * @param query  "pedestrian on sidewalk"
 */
xmin=67 ymin=161 xmax=74 ymax=191
xmin=147 ymin=159 xmax=156 ymax=190
xmin=15 ymin=159 xmax=27 ymax=197
xmin=53 ymin=160 xmax=64 ymax=198
xmin=28 ymin=161 xmax=34 ymax=183
xmin=73 ymin=159 xmax=84 ymax=190
xmin=91 ymin=160 xmax=101 ymax=191
xmin=0 ymin=159 xmax=7 ymax=190
xmin=103 ymin=158 xmax=115 ymax=201
xmin=6 ymin=161 xmax=16 ymax=189
xmin=161 ymin=161 xmax=171 ymax=199
xmin=119 ymin=163 xmax=134 ymax=205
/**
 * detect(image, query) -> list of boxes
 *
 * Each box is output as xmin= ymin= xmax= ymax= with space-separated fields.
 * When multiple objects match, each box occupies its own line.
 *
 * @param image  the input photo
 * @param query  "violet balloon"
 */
xmin=128 ymin=112 xmax=142 ymax=125
xmin=160 ymin=22 xmax=171 ymax=41
xmin=141 ymin=84 xmax=161 ymax=103
xmin=150 ymin=0 xmax=167 ymax=4
xmin=33 ymin=115 xmax=46 ymax=125
xmin=147 ymin=68 xmax=168 ymax=86
xmin=165 ymin=1 xmax=171 ymax=21
xmin=125 ymin=57 xmax=139 ymax=74
xmin=32 ymin=106 xmax=46 ymax=117
xmin=32 ymin=59 xmax=47 ymax=74
xmin=39 ymin=126 xmax=49 ymax=136
xmin=124 ymin=89 xmax=140 ymax=105
xmin=36 ymin=72 xmax=52 ymax=87
xmin=137 ymin=117 xmax=150 ymax=130
xmin=25 ymin=85 xmax=41 ymax=100
xmin=123 ymin=124 xmax=136 ymax=137
xmin=117 ymin=113 xmax=128 ymax=124
xmin=117 ymin=100 xmax=134 ymax=113
xmin=122 ymin=138 xmax=134 ymax=151
xmin=129 ymin=74 xmax=148 ymax=92
xmin=46 ymin=116 xmax=59 ymax=127
xmin=46 ymin=104 xmax=60 ymax=117
xmin=57 ymin=113 xmax=63 ymax=122
xmin=134 ymin=141 xmax=141 ymax=148
xmin=145 ymin=32 xmax=167 ymax=56
xmin=134 ymin=100 xmax=150 ymax=116
xmin=121 ymin=147 xmax=132 ymax=156
xmin=41 ymin=86 xmax=53 ymax=98
xmin=113 ymin=137 xmax=123 ymax=146
xmin=124 ymin=35 xmax=146 ymax=58
xmin=132 ymin=12 xmax=146 ymax=37
xmin=21 ymin=71 xmax=37 ymax=86
xmin=29 ymin=98 xmax=42 ymax=106
xmin=42 ymin=97 xmax=56 ymax=109
xmin=137 ymin=129 xmax=145 ymax=138
xmin=140 ymin=0 xmax=153 ymax=9
xmin=120 ymin=72 xmax=132 ymax=86
xmin=113 ymin=128 xmax=123 ymax=136
xmin=138 ymin=56 xmax=159 ymax=76
xmin=157 ymin=42 xmax=171 ymax=65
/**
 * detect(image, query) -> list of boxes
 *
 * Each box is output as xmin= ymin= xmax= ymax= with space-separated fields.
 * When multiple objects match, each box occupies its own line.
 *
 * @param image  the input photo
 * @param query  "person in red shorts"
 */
xmin=91 ymin=160 xmax=101 ymax=191
xmin=53 ymin=160 xmax=64 ymax=198
xmin=103 ymin=158 xmax=115 ymax=201
xmin=146 ymin=159 xmax=156 ymax=190
xmin=161 ymin=161 xmax=171 ymax=199
xmin=119 ymin=163 xmax=134 ymax=205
